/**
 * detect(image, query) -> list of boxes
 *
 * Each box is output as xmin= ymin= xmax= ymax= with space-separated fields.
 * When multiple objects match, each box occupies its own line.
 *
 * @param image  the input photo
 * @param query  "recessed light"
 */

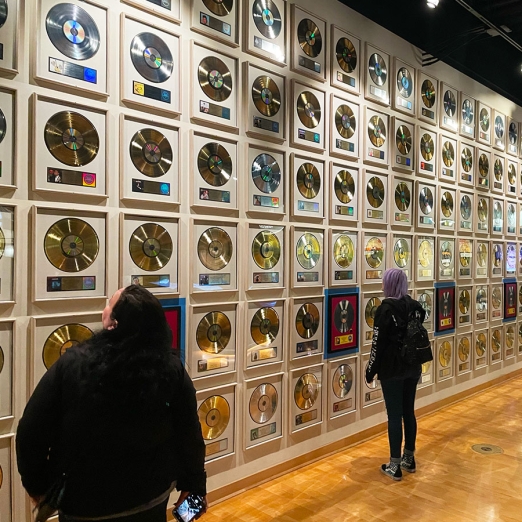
xmin=427 ymin=0 xmax=439 ymax=7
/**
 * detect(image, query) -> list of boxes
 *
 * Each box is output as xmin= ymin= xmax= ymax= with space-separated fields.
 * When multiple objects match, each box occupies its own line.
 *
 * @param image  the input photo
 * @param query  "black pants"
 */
xmin=59 ymin=499 xmax=168 ymax=522
xmin=380 ymin=376 xmax=419 ymax=459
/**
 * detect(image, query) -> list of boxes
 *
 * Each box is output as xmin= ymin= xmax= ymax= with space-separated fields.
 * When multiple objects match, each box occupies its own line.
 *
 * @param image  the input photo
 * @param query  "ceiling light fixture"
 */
xmin=427 ymin=0 xmax=439 ymax=8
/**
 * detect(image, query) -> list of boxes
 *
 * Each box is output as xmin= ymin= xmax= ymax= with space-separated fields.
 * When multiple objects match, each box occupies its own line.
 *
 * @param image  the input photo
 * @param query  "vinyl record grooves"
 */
xmin=197 ymin=395 xmax=230 ymax=440
xmin=198 ymin=56 xmax=233 ymax=102
xmin=43 ymin=323 xmax=93 ymax=370
xmin=252 ymin=230 xmax=281 ymax=269
xmin=442 ymin=140 xmax=455 ymax=167
xmin=396 ymin=125 xmax=412 ymax=155
xmin=0 ymin=0 xmax=7 ymax=28
xmin=492 ymin=287 xmax=501 ymax=309
xmin=439 ymin=341 xmax=451 ymax=367
xmin=196 ymin=311 xmax=231 ymax=354
xmin=332 ymin=364 xmax=353 ymax=399
xmin=421 ymin=79 xmax=436 ymax=108
xmin=476 ymin=334 xmax=486 ymax=356
xmin=297 ymin=162 xmax=321 ymax=199
xmin=44 ymin=111 xmax=99 ymax=167
xmin=130 ymin=32 xmax=173 ymax=83
xmin=336 ymin=37 xmax=356 ymax=73
xmin=509 ymin=122 xmax=518 ymax=145
xmin=462 ymin=99 xmax=474 ymax=125
xmin=333 ymin=234 xmax=354 ymax=269
xmin=393 ymin=239 xmax=409 ymax=268
xmin=397 ymin=67 xmax=412 ymax=98
xmin=129 ymin=223 xmax=172 ymax=271
xmin=197 ymin=227 xmax=233 ymax=271
xmin=297 ymin=91 xmax=321 ymax=129
xmin=252 ymin=0 xmax=282 ymax=39
xmin=249 ymin=383 xmax=278 ymax=424
xmin=252 ymin=75 xmax=281 ymax=117
xmin=294 ymin=373 xmax=319 ymax=410
xmin=202 ymin=0 xmax=233 ymax=17
xmin=368 ymin=116 xmax=386 ymax=147
xmin=418 ymin=293 xmax=432 ymax=320
xmin=46 ymin=3 xmax=100 ymax=60
xmin=477 ymin=199 xmax=488 ymax=223
xmin=480 ymin=108 xmax=490 ymax=131
xmin=251 ymin=153 xmax=281 ymax=193
xmin=394 ymin=182 xmax=410 ymax=211
xmin=494 ymin=116 xmax=504 ymax=139
xmin=461 ymin=147 xmax=472 ymax=172
xmin=458 ymin=337 xmax=470 ymax=362
xmin=459 ymin=289 xmax=470 ymax=313
xmin=441 ymin=191 xmax=454 ymax=218
xmin=460 ymin=195 xmax=472 ymax=220
xmin=366 ymin=176 xmax=385 ymax=208
xmin=197 ymin=142 xmax=232 ymax=187
xmin=418 ymin=239 xmax=433 ymax=268
xmin=296 ymin=232 xmax=321 ymax=269
xmin=334 ymin=300 xmax=354 ymax=333
xmin=44 ymin=218 xmax=99 ymax=272
xmin=0 ymin=108 xmax=6 ymax=144
xmin=365 ymin=237 xmax=384 ymax=268
xmin=334 ymin=170 xmax=355 ymax=204
xmin=494 ymin=159 xmax=503 ymax=181
xmin=443 ymin=90 xmax=456 ymax=117
xmin=365 ymin=297 xmax=380 ymax=328
xmin=419 ymin=187 xmax=434 ymax=215
xmin=368 ymin=53 xmax=387 ymax=86
xmin=130 ymin=128 xmax=172 ymax=178
xmin=251 ymin=307 xmax=279 ymax=345
xmin=297 ymin=18 xmax=322 ymax=58
xmin=420 ymin=133 xmax=434 ymax=161
xmin=335 ymin=104 xmax=356 ymax=139
xmin=295 ymin=303 xmax=320 ymax=339
xmin=459 ymin=242 xmax=471 ymax=267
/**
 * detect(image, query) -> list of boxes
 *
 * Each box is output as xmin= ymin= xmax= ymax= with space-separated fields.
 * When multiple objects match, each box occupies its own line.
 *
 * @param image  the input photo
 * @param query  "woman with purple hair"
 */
xmin=365 ymin=268 xmax=426 ymax=481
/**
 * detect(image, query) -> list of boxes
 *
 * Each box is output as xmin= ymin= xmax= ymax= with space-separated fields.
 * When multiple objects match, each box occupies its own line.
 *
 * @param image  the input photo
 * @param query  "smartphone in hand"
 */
xmin=172 ymin=493 xmax=205 ymax=522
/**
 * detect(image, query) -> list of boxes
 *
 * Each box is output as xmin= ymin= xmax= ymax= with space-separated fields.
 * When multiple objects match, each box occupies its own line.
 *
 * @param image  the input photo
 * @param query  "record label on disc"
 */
xmin=130 ymin=32 xmax=173 ymax=84
xmin=297 ymin=91 xmax=321 ymax=129
xmin=332 ymin=364 xmax=353 ymax=399
xmin=251 ymin=307 xmax=279 ymax=345
xmin=296 ymin=162 xmax=320 ymax=199
xmin=252 ymin=0 xmax=282 ymax=39
xmin=130 ymin=128 xmax=172 ymax=178
xmin=197 ymin=142 xmax=232 ymax=187
xmin=129 ymin=223 xmax=173 ymax=271
xmin=251 ymin=153 xmax=281 ymax=193
xmin=249 ymin=383 xmax=278 ymax=424
xmin=197 ymin=395 xmax=230 ymax=440
xmin=394 ymin=182 xmax=410 ymax=211
xmin=252 ymin=75 xmax=281 ymax=117
xmin=197 ymin=227 xmax=233 ymax=271
xmin=294 ymin=373 xmax=319 ymax=409
xmin=335 ymin=104 xmax=356 ymax=139
xmin=334 ymin=170 xmax=355 ymax=204
xmin=198 ymin=56 xmax=233 ymax=102
xmin=366 ymin=176 xmax=384 ymax=208
xmin=297 ymin=18 xmax=322 ymax=58
xmin=336 ymin=37 xmax=356 ymax=73
xmin=196 ymin=311 xmax=231 ymax=353
xmin=252 ymin=231 xmax=281 ymax=269
xmin=295 ymin=302 xmax=320 ymax=339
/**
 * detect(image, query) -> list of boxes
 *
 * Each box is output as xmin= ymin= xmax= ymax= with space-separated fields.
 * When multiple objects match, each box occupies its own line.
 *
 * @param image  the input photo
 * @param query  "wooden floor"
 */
xmin=203 ymin=374 xmax=522 ymax=522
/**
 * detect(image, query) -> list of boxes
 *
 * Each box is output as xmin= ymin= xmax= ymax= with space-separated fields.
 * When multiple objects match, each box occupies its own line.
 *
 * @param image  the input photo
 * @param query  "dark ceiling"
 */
xmin=338 ymin=0 xmax=522 ymax=107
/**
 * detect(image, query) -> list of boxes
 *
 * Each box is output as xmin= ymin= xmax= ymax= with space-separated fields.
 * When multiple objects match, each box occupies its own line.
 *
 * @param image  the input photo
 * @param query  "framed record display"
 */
xmin=416 ymin=180 xmax=436 ymax=229
xmin=415 ymin=288 xmax=434 ymax=333
xmin=196 ymin=384 xmax=236 ymax=462
xmin=492 ymin=154 xmax=505 ymax=195
xmin=191 ymin=42 xmax=238 ymax=131
xmin=363 ymin=107 xmax=389 ymax=167
xmin=417 ymin=70 xmax=438 ymax=125
xmin=475 ymin=147 xmax=491 ymax=191
xmin=435 ymin=336 xmax=453 ymax=382
xmin=474 ymin=329 xmax=488 ymax=370
xmin=290 ymin=154 xmax=324 ymax=218
xmin=457 ymin=140 xmax=474 ymax=187
xmin=505 ymin=282 xmax=517 ymax=320
xmin=32 ymin=206 xmax=106 ymax=301
xmin=33 ymin=95 xmax=107 ymax=198
xmin=507 ymin=159 xmax=518 ymax=197
xmin=247 ymin=145 xmax=285 ymax=215
xmin=416 ymin=126 xmax=437 ymax=178
xmin=491 ymin=198 xmax=504 ymax=235
xmin=191 ymin=221 xmax=237 ymax=292
xmin=419 ymin=355 xmax=434 ymax=389
xmin=390 ymin=176 xmax=413 ymax=227
xmin=290 ymin=364 xmax=323 ymax=432
xmin=475 ymin=195 xmax=489 ymax=235
xmin=326 ymin=290 xmax=358 ymax=355
xmin=477 ymin=101 xmax=491 ymax=146
xmin=330 ymin=26 xmax=360 ymax=96
xmin=122 ymin=0 xmax=180 ymax=24
xmin=438 ymin=133 xmax=457 ymax=184
xmin=120 ymin=114 xmax=179 ymax=205
xmin=457 ymin=190 xmax=474 ymax=233
xmin=459 ymin=93 xmax=476 ymax=139
xmin=435 ymin=284 xmax=455 ymax=333
xmin=363 ymin=170 xmax=388 ymax=225
xmin=247 ymin=224 xmax=284 ymax=289
xmin=505 ymin=323 xmax=516 ymax=360
xmin=0 ymin=205 xmax=14 ymax=303
xmin=456 ymin=285 xmax=472 ymax=327
xmin=364 ymin=42 xmax=390 ymax=106
xmin=439 ymin=83 xmax=458 ymax=133
xmin=36 ymin=0 xmax=107 ymax=96
xmin=0 ymin=0 xmax=17 ymax=74
xmin=490 ymin=284 xmax=503 ymax=322
xmin=506 ymin=241 xmax=517 ymax=276
xmin=0 ymin=88 xmax=15 ymax=188
xmin=0 ymin=320 xmax=13 ymax=419
xmin=244 ymin=0 xmax=286 ymax=65
xmin=390 ymin=234 xmax=412 ymax=281
xmin=329 ymin=229 xmax=358 ymax=287
xmin=456 ymin=333 xmax=472 ymax=376
xmin=475 ymin=240 xmax=489 ymax=279
xmin=457 ymin=238 xmax=473 ymax=280
xmin=191 ymin=0 xmax=238 ymax=46
xmin=121 ymin=15 xmax=179 ymax=115
xmin=438 ymin=235 xmax=455 ymax=281
xmin=493 ymin=109 xmax=506 ymax=152
xmin=393 ymin=58 xmax=415 ymax=117
xmin=290 ymin=5 xmax=326 ymax=82
xmin=244 ymin=373 xmax=283 ymax=449
xmin=362 ymin=232 xmax=387 ymax=284
xmin=291 ymin=297 xmax=323 ymax=359
xmin=490 ymin=326 xmax=503 ymax=365
xmin=438 ymin=187 xmax=456 ymax=232
xmin=415 ymin=236 xmax=435 ymax=283
xmin=244 ymin=62 xmax=285 ymax=143
xmin=120 ymin=214 xmax=178 ymax=294
xmin=391 ymin=116 xmax=414 ymax=173
xmin=191 ymin=132 xmax=238 ymax=211
xmin=507 ymin=117 xmax=519 ymax=157
xmin=361 ymin=292 xmax=382 ymax=347
xmin=361 ymin=353 xmax=383 ymax=408
xmin=0 ymin=435 xmax=12 ymax=522
xmin=328 ymin=356 xmax=357 ymax=419
xmin=245 ymin=299 xmax=285 ymax=369
xmin=290 ymin=226 xmax=324 ymax=288
xmin=475 ymin=284 xmax=488 ymax=324
xmin=290 ymin=80 xmax=325 ymax=152
xmin=330 ymin=94 xmax=359 ymax=161
xmin=329 ymin=162 xmax=359 ymax=222
xmin=491 ymin=241 xmax=504 ymax=278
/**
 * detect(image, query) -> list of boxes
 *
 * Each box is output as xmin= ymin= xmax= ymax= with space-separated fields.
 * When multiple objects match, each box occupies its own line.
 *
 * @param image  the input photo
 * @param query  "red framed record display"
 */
xmin=435 ymin=284 xmax=455 ymax=333
xmin=326 ymin=290 xmax=359 ymax=355
xmin=505 ymin=281 xmax=517 ymax=320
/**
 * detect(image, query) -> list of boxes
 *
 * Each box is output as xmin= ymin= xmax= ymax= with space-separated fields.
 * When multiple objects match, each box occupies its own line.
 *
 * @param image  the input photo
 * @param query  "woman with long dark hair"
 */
xmin=17 ymin=285 xmax=207 ymax=521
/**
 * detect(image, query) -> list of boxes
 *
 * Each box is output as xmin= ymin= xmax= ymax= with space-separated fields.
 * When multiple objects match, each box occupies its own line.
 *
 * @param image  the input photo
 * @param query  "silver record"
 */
xmin=130 ymin=32 xmax=173 ymax=84
xmin=0 ymin=0 xmax=7 ymax=28
xmin=252 ymin=0 xmax=282 ymax=40
xmin=251 ymin=153 xmax=281 ymax=194
xmin=368 ymin=53 xmax=387 ymax=86
xmin=249 ymin=383 xmax=278 ymax=424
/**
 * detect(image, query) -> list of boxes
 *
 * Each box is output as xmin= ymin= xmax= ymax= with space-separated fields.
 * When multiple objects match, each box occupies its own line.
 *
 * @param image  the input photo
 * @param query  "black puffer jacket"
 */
xmin=365 ymin=294 xmax=426 ymax=382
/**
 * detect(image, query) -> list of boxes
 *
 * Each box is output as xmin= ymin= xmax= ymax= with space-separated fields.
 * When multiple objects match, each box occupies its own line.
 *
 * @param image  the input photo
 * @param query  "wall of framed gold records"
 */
xmin=3 ymin=0 xmax=522 ymax=518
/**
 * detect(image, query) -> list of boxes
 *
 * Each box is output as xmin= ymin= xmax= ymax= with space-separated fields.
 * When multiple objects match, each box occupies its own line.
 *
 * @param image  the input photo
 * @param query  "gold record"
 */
xmin=477 ymin=243 xmax=487 ymax=266
xmin=476 ymin=288 xmax=487 ymax=311
xmin=458 ymin=337 xmax=470 ymax=362
xmin=197 ymin=142 xmax=233 ymax=187
xmin=441 ymin=191 xmax=454 ymax=218
xmin=297 ymin=91 xmax=321 ymax=129
xmin=366 ymin=176 xmax=385 ymax=208
xmin=335 ymin=104 xmax=356 ymax=139
xmin=459 ymin=289 xmax=470 ymax=314
xmin=198 ymin=56 xmax=232 ymax=102
xmin=197 ymin=395 xmax=230 ymax=440
xmin=365 ymin=297 xmax=381 ymax=328
xmin=294 ymin=373 xmax=319 ymax=410
xmin=493 ymin=243 xmax=502 ymax=267
xmin=249 ymin=383 xmax=278 ymax=424
xmin=297 ymin=18 xmax=322 ymax=58
xmin=419 ymin=187 xmax=433 ymax=215
xmin=44 ymin=111 xmax=99 ymax=167
xmin=492 ymin=287 xmax=501 ymax=309
xmin=442 ymin=140 xmax=455 ymax=167
xmin=461 ymin=147 xmax=472 ymax=172
xmin=508 ymin=163 xmax=516 ymax=186
xmin=459 ymin=241 xmax=471 ymax=267
xmin=44 ymin=218 xmax=99 ymax=273
xmin=297 ymin=162 xmax=321 ymax=199
xmin=333 ymin=234 xmax=354 ymax=269
xmin=476 ymin=333 xmax=486 ymax=356
xmin=394 ymin=182 xmax=410 ymax=211
xmin=477 ymin=198 xmax=488 ymax=223
xmin=494 ymin=158 xmax=503 ymax=181
xmin=252 ymin=75 xmax=281 ymax=117
xmin=368 ymin=115 xmax=386 ymax=147
xmin=197 ymin=227 xmax=233 ymax=271
xmin=420 ymin=133 xmax=434 ymax=161
xmin=332 ymin=364 xmax=353 ymax=399
xmin=296 ymin=232 xmax=321 ymax=270
xmin=365 ymin=237 xmax=384 ymax=268
xmin=421 ymin=361 xmax=431 ymax=374
xmin=479 ymin=153 xmax=489 ymax=178
xmin=130 ymin=128 xmax=172 ymax=178
xmin=196 ymin=311 xmax=231 ymax=354
xmin=421 ymin=79 xmax=436 ymax=108
xmin=480 ymin=108 xmax=490 ymax=131
xmin=129 ymin=223 xmax=173 ymax=272
xmin=418 ymin=239 xmax=433 ymax=268
xmin=439 ymin=341 xmax=451 ymax=367
xmin=506 ymin=325 xmax=515 ymax=348
xmin=491 ymin=329 xmax=501 ymax=353
xmin=252 ymin=230 xmax=281 ymax=270
xmin=295 ymin=302 xmax=320 ymax=339
xmin=251 ymin=307 xmax=279 ymax=346
xmin=395 ymin=125 xmax=412 ymax=155
xmin=43 ymin=323 xmax=93 ymax=370
xmin=393 ymin=238 xmax=409 ymax=268
xmin=336 ymin=37 xmax=356 ymax=73
xmin=334 ymin=169 xmax=355 ymax=204
xmin=202 ymin=0 xmax=232 ymax=16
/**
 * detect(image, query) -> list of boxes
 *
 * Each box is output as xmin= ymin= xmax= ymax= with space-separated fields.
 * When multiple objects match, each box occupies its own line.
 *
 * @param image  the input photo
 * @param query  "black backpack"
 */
xmin=396 ymin=309 xmax=433 ymax=365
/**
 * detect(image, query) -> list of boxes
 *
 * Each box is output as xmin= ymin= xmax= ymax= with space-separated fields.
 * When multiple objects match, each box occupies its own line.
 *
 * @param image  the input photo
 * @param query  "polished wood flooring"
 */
xmin=203 ymin=374 xmax=522 ymax=522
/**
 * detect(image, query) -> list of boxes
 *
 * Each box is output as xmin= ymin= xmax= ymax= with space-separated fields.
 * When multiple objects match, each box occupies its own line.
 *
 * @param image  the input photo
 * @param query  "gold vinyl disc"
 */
xmin=420 ymin=133 xmax=434 ymax=161
xmin=419 ymin=186 xmax=434 ymax=215
xmin=294 ymin=373 xmax=319 ymax=410
xmin=476 ymin=333 xmax=486 ymax=357
xmin=249 ymin=383 xmax=278 ymax=424
xmin=332 ymin=364 xmax=353 ymax=399
xmin=493 ymin=243 xmax=502 ymax=267
xmin=418 ymin=293 xmax=432 ymax=321
xmin=461 ymin=147 xmax=472 ymax=172
xmin=492 ymin=287 xmax=501 ymax=309
xmin=368 ymin=53 xmax=387 ymax=86
xmin=335 ymin=104 xmax=356 ymax=139
xmin=460 ymin=195 xmax=472 ymax=220
xmin=491 ymin=329 xmax=501 ymax=353
xmin=0 ymin=345 xmax=3 ymax=374
xmin=421 ymin=79 xmax=436 ymax=108
xmin=365 ymin=297 xmax=381 ymax=328
xmin=130 ymin=128 xmax=172 ymax=178
xmin=198 ymin=56 xmax=232 ymax=102
xmin=197 ymin=227 xmax=233 ymax=271
xmin=0 ymin=227 xmax=4 ymax=259
xmin=202 ymin=0 xmax=233 ymax=16
xmin=336 ymin=37 xmax=356 ymax=73
xmin=397 ymin=67 xmax=412 ymax=98
xmin=394 ymin=182 xmax=410 ymax=211
xmin=494 ymin=159 xmax=503 ymax=181
xmin=44 ymin=218 xmax=99 ymax=273
xmin=129 ymin=223 xmax=172 ymax=272
xmin=333 ymin=234 xmax=354 ymax=269
xmin=197 ymin=395 xmax=230 ymax=440
xmin=196 ymin=311 xmax=231 ymax=354
xmin=297 ymin=18 xmax=322 ymax=58
xmin=477 ymin=198 xmax=488 ymax=223
xmin=296 ymin=232 xmax=321 ymax=269
xmin=251 ymin=230 xmax=281 ymax=270
xmin=393 ymin=238 xmax=409 ymax=268
xmin=418 ymin=240 xmax=433 ymax=268
xmin=251 ymin=307 xmax=279 ymax=346
xmin=334 ymin=169 xmax=355 ymax=204
xmin=459 ymin=289 xmax=470 ymax=314
xmin=476 ymin=288 xmax=487 ymax=312
xmin=252 ymin=75 xmax=281 ymax=117
xmin=479 ymin=153 xmax=489 ymax=178
xmin=459 ymin=242 xmax=471 ymax=268
xmin=368 ymin=116 xmax=386 ymax=147
xmin=395 ymin=125 xmax=412 ymax=155
xmin=44 ymin=111 xmax=99 ymax=167
xmin=197 ymin=142 xmax=232 ymax=187
xmin=508 ymin=163 xmax=516 ymax=186
xmin=295 ymin=302 xmax=320 ymax=339
xmin=442 ymin=140 xmax=455 ymax=167
xmin=421 ymin=361 xmax=431 ymax=374
xmin=366 ymin=176 xmax=385 ymax=208
xmin=458 ymin=337 xmax=470 ymax=362
xmin=480 ymin=108 xmax=490 ymax=131
xmin=334 ymin=300 xmax=354 ymax=333
xmin=506 ymin=325 xmax=515 ymax=349
xmin=43 ymin=323 xmax=93 ymax=370
xmin=296 ymin=162 xmax=321 ymax=199
xmin=440 ymin=241 xmax=452 ymax=268
xmin=477 ymin=243 xmax=487 ymax=267
xmin=441 ymin=191 xmax=454 ymax=218
xmin=297 ymin=91 xmax=321 ymax=129
xmin=439 ymin=341 xmax=451 ymax=367
xmin=365 ymin=236 xmax=384 ymax=269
